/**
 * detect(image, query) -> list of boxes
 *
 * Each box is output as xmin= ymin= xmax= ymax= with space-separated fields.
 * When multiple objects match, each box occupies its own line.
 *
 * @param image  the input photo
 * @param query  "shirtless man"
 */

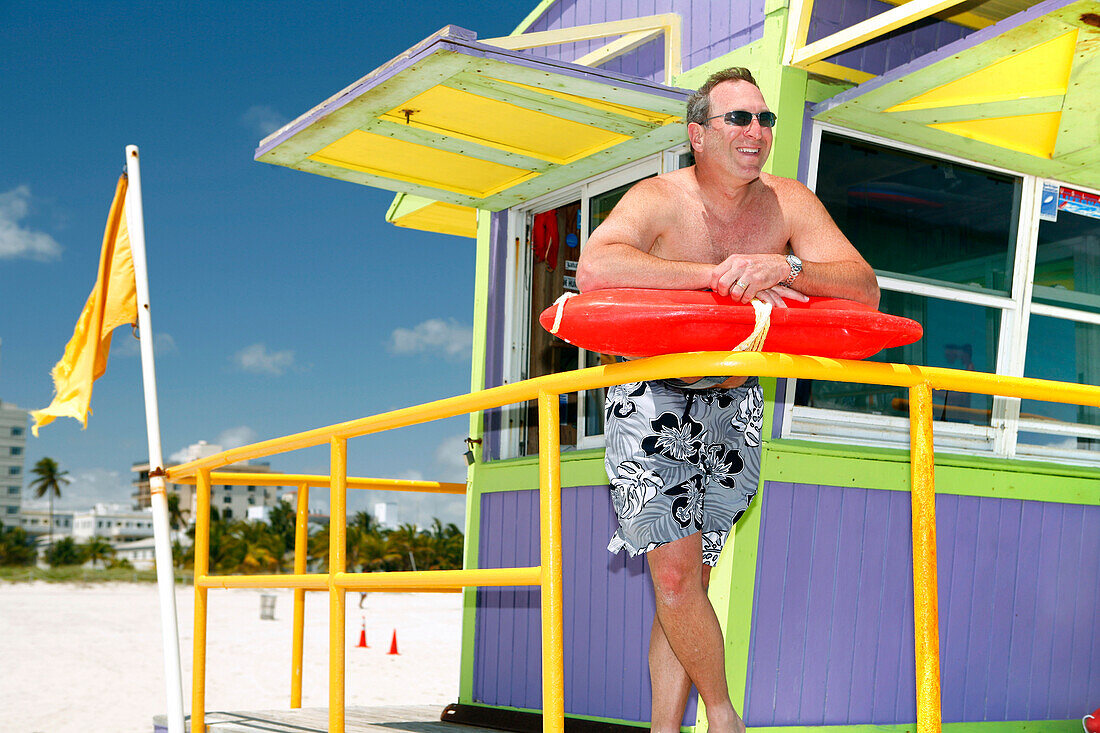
xmin=575 ymin=68 xmax=878 ymax=733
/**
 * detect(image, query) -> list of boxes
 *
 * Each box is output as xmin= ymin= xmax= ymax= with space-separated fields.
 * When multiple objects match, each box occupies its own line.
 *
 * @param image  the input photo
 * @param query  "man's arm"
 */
xmin=576 ymin=179 xmax=711 ymax=292
xmin=783 ymin=179 xmax=879 ymax=307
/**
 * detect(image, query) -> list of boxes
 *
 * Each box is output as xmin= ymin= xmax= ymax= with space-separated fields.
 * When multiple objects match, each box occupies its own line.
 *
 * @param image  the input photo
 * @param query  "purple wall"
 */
xmin=807 ymin=0 xmax=972 ymax=77
xmin=745 ymin=481 xmax=1100 ymax=726
xmin=474 ymin=486 xmax=699 ymax=725
xmin=521 ymin=0 xmax=766 ymax=82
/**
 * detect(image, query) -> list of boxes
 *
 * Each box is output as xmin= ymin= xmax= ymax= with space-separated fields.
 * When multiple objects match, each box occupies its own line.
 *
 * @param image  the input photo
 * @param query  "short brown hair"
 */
xmin=686 ymin=68 xmax=759 ymax=126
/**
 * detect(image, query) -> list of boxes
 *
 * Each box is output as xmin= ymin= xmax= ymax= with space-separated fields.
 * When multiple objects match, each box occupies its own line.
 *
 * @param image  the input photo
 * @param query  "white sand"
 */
xmin=0 ymin=582 xmax=463 ymax=733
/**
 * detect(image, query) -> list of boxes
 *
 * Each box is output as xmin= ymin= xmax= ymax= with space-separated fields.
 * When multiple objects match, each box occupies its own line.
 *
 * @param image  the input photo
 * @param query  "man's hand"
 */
xmin=710 ymin=253 xmax=801 ymax=303
xmin=752 ymin=284 xmax=808 ymax=308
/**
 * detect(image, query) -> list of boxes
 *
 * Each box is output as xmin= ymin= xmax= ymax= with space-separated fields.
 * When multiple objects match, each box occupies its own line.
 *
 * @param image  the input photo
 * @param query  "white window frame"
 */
xmin=787 ymin=122 xmax=1100 ymax=466
xmin=499 ymin=146 xmax=690 ymax=459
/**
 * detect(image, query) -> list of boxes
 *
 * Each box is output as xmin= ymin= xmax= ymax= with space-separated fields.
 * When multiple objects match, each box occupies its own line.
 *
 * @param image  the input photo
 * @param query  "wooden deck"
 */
xmin=156 ymin=705 xmax=502 ymax=733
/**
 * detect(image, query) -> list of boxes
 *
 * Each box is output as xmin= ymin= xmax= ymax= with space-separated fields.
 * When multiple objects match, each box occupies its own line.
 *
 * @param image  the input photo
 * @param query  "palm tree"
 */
xmin=82 ymin=536 xmax=115 ymax=568
xmin=29 ymin=457 xmax=71 ymax=547
xmin=166 ymin=493 xmax=186 ymax=543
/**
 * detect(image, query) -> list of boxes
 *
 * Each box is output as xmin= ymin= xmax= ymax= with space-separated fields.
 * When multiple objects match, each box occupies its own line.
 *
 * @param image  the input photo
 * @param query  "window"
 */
xmin=788 ymin=125 xmax=1100 ymax=462
xmin=224 ymin=496 xmax=232 ymax=504
xmin=503 ymin=151 xmax=686 ymax=458
xmin=5 ymin=506 xmax=16 ymax=514
xmin=10 ymin=446 xmax=22 ymax=456
xmin=224 ymin=509 xmax=233 ymax=519
xmin=247 ymin=485 xmax=255 ymax=492
xmin=7 ymin=486 xmax=18 ymax=495
xmin=8 ymin=467 xmax=19 ymax=475
xmin=11 ymin=427 xmax=23 ymax=436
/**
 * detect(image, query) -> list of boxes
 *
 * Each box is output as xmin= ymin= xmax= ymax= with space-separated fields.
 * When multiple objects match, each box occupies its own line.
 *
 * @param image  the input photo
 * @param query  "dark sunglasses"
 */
xmin=705 ymin=110 xmax=778 ymax=128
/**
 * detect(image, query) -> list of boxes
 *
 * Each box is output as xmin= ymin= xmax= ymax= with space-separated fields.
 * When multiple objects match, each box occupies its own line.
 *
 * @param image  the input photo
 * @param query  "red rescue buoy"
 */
xmin=539 ymin=289 xmax=922 ymax=360
xmin=1084 ymin=707 xmax=1100 ymax=733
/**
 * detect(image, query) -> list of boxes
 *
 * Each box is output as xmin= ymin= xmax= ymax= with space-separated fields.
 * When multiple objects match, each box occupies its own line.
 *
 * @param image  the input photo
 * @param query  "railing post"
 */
xmin=329 ymin=439 xmax=348 ymax=733
xmin=909 ymin=383 xmax=942 ymax=733
xmin=537 ymin=390 xmax=565 ymax=733
xmin=291 ymin=481 xmax=310 ymax=708
xmin=192 ymin=468 xmax=212 ymax=733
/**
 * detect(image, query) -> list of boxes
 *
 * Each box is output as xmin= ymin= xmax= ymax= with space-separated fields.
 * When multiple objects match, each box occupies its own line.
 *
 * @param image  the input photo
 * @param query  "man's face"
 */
xmin=691 ymin=80 xmax=773 ymax=180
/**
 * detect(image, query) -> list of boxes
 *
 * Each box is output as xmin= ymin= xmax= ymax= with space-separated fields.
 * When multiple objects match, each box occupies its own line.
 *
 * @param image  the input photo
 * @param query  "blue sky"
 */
xmin=0 ymin=1 xmax=538 ymax=527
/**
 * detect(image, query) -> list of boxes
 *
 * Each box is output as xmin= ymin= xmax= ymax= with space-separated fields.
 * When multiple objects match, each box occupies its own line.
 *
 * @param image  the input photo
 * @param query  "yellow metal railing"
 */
xmin=169 ymin=472 xmax=466 ymax=709
xmin=167 ymin=351 xmax=1100 ymax=733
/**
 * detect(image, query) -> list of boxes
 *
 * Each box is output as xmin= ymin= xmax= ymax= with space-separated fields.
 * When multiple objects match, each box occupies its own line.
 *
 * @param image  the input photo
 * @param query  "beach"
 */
xmin=0 ymin=582 xmax=464 ymax=733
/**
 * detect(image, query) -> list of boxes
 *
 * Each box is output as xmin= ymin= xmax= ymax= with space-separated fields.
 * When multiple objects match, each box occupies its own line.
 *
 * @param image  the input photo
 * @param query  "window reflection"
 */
xmin=816 ymin=134 xmax=1019 ymax=293
xmin=1019 ymin=314 xmax=1100 ymax=452
xmin=795 ymin=292 xmax=998 ymax=425
xmin=1032 ymin=207 xmax=1100 ymax=311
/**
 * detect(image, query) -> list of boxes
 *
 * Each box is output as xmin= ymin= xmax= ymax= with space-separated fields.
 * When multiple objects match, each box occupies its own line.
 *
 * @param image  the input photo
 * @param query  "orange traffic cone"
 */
xmin=387 ymin=629 xmax=399 ymax=655
xmin=357 ymin=617 xmax=368 ymax=648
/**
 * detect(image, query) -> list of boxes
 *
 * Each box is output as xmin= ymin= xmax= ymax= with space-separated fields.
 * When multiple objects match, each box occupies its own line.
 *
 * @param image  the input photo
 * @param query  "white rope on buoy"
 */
xmin=731 ymin=298 xmax=772 ymax=352
xmin=549 ymin=291 xmax=576 ymax=335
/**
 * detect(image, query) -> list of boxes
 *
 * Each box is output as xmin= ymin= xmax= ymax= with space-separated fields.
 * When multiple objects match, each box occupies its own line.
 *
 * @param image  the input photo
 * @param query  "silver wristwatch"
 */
xmin=784 ymin=254 xmax=803 ymax=287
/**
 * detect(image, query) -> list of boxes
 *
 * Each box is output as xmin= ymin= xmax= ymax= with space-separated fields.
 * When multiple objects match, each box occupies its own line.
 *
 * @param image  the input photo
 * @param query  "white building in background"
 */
xmin=0 ymin=400 xmax=28 ymax=528
xmin=374 ymin=501 xmax=399 ymax=529
xmin=113 ymin=536 xmax=158 ymax=569
xmin=20 ymin=508 xmax=75 ymax=538
xmin=132 ymin=440 xmax=285 ymax=523
xmin=71 ymin=504 xmax=155 ymax=542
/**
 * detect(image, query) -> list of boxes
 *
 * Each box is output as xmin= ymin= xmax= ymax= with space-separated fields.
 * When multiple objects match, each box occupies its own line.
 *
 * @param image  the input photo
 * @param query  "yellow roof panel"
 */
xmin=929 ymin=111 xmax=1063 ymax=159
xmin=391 ymin=200 xmax=478 ymax=238
xmin=886 ymin=29 xmax=1077 ymax=112
xmin=311 ymin=130 xmax=537 ymax=199
xmin=381 ymin=85 xmax=631 ymax=165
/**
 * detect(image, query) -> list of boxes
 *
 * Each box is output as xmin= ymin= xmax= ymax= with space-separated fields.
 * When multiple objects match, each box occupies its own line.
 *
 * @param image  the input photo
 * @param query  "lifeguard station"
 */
xmin=169 ymin=2 xmax=1100 ymax=732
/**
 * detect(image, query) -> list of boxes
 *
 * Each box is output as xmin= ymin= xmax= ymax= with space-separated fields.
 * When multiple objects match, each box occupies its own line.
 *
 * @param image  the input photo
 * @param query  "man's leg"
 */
xmin=648 ymin=562 xmax=712 ymax=732
xmin=646 ymin=533 xmax=745 ymax=733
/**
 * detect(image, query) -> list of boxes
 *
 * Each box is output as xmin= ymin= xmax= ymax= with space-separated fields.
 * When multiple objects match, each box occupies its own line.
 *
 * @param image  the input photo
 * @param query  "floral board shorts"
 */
xmin=603 ymin=377 xmax=764 ymax=566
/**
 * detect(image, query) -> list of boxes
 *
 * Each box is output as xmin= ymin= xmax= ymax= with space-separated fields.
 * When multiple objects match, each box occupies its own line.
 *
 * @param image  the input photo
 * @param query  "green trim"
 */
xmin=763 ymin=439 xmax=1100 ymax=506
xmin=510 ymin=0 xmax=558 ymax=36
xmin=459 ymin=210 xmax=494 ymax=703
xmin=890 ymin=95 xmax=1065 ymax=125
xmin=806 ymin=77 xmax=856 ymax=104
xmin=747 ymin=721 xmax=1083 ymax=732
xmin=481 ymin=124 xmax=686 ymax=211
xmin=673 ymin=40 xmax=766 ymax=90
xmin=476 ymin=449 xmax=608 ymax=492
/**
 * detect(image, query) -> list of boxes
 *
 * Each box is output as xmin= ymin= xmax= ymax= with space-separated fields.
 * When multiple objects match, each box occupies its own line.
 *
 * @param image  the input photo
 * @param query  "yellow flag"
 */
xmin=32 ymin=175 xmax=138 ymax=436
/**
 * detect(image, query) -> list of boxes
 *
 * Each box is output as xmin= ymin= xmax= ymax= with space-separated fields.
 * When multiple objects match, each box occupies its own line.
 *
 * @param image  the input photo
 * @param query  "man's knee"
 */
xmin=648 ymin=537 xmax=707 ymax=606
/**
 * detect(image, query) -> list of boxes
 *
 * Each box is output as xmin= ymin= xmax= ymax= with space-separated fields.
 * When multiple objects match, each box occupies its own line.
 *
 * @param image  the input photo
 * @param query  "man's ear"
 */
xmin=687 ymin=122 xmax=705 ymax=153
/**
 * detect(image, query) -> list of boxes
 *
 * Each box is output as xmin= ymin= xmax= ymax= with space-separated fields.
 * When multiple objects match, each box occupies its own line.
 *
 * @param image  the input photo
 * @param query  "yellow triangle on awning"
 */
xmin=886 ymin=29 xmax=1078 ymax=112
xmin=930 ymin=111 xmax=1063 ymax=159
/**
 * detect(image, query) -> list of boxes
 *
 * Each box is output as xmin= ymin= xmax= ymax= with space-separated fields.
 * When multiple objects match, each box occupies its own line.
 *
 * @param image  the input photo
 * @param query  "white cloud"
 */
xmin=0 ymin=185 xmax=62 ymax=261
xmin=241 ymin=105 xmax=289 ymax=137
xmin=434 ymin=434 xmax=471 ymax=482
xmin=389 ymin=318 xmax=472 ymax=361
xmin=216 ymin=425 xmax=258 ymax=450
xmin=22 ymin=467 xmax=131 ymax=510
xmin=116 ymin=332 xmax=177 ymax=357
xmin=232 ymin=342 xmax=295 ymax=375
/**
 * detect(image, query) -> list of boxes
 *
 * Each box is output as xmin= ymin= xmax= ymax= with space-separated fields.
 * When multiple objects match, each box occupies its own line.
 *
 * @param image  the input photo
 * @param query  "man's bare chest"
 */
xmin=652 ymin=200 xmax=790 ymax=264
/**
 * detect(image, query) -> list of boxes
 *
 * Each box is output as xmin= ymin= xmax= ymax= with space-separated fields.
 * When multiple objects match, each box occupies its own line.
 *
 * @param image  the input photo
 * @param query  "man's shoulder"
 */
xmin=758 ymin=172 xmax=813 ymax=200
xmin=618 ymin=170 xmax=695 ymax=211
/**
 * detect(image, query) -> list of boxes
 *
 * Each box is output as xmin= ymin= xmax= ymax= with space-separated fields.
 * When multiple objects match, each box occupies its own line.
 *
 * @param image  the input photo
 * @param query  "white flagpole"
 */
xmin=124 ymin=145 xmax=186 ymax=733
